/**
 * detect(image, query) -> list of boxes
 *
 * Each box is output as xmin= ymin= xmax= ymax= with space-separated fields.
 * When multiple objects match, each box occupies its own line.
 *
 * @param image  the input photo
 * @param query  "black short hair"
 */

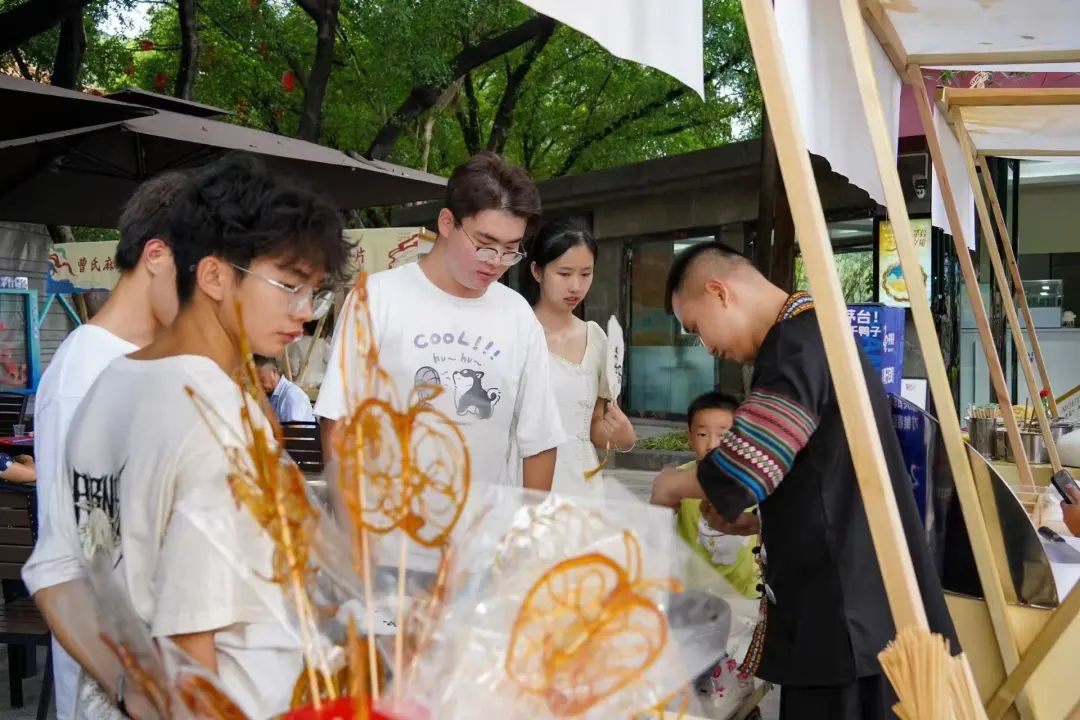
xmin=521 ymin=219 xmax=598 ymax=305
xmin=664 ymin=241 xmax=751 ymax=314
xmin=687 ymin=391 xmax=739 ymax=427
xmin=166 ymin=153 xmax=348 ymax=303
xmin=115 ymin=170 xmax=190 ymax=272
xmin=253 ymin=355 xmax=279 ymax=371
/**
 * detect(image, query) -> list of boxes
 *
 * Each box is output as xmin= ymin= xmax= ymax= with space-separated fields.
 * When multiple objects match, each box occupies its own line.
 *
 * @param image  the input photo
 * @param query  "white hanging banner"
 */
xmin=774 ymin=0 xmax=901 ymax=206
xmin=930 ymin=109 xmax=976 ymax=251
xmin=515 ymin=0 xmax=704 ymax=98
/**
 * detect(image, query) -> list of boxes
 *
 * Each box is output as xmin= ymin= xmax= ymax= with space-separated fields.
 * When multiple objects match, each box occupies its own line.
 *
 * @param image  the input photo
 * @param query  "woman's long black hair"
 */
xmin=518 ymin=218 xmax=598 ymax=306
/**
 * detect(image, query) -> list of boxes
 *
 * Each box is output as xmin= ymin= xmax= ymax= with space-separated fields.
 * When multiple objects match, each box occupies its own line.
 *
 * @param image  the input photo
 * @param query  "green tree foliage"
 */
xmin=4 ymin=0 xmax=760 ymax=179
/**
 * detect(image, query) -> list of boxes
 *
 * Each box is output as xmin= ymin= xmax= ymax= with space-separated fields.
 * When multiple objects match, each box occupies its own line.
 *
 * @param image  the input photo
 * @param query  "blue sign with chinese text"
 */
xmin=847 ymin=304 xmax=904 ymax=396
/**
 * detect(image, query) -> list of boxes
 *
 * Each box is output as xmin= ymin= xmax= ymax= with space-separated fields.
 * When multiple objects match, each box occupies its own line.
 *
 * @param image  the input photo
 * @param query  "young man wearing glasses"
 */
xmin=316 ymin=151 xmax=565 ymax=491
xmin=27 ymin=154 xmax=348 ymax=719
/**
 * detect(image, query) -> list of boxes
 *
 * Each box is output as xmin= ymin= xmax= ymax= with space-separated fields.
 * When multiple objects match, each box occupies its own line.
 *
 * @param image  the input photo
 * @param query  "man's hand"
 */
xmin=1062 ymin=485 xmax=1080 ymax=537
xmin=650 ymin=465 xmax=702 ymax=508
xmin=701 ymin=500 xmax=759 ymax=536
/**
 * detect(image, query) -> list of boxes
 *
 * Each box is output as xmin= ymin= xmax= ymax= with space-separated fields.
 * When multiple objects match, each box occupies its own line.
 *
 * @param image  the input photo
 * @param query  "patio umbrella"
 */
xmin=0 ymin=75 xmax=156 ymax=141
xmin=0 ymin=107 xmax=447 ymax=227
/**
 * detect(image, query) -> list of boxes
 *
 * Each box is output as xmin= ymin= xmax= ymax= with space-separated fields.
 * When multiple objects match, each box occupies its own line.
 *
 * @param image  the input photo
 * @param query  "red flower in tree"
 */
xmin=281 ymin=70 xmax=296 ymax=93
xmin=139 ymin=39 xmax=155 ymax=52
xmin=153 ymin=72 xmax=168 ymax=92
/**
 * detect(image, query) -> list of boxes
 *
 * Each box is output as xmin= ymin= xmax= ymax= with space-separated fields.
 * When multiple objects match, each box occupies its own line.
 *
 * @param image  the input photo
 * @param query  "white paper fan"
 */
xmin=606 ymin=315 xmax=625 ymax=402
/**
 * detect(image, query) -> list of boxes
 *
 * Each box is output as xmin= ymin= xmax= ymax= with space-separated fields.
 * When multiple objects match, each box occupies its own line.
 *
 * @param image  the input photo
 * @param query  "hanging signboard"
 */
xmin=342 ymin=227 xmax=434 ymax=280
xmin=848 ymin=303 xmax=905 ymax=397
xmin=47 ymin=241 xmax=121 ymax=294
xmin=876 ymin=218 xmax=932 ymax=308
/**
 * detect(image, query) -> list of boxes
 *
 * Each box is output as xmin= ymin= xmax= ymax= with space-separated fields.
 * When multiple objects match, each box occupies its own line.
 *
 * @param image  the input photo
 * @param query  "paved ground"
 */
xmin=0 ymin=646 xmax=50 ymax=720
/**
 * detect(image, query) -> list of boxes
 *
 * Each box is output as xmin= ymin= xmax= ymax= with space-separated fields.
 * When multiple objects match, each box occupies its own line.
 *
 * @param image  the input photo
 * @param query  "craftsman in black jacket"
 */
xmin=658 ymin=241 xmax=958 ymax=719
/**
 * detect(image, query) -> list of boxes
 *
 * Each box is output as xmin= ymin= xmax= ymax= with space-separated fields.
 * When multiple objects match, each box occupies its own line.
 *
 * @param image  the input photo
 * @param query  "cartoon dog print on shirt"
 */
xmin=451 ymin=368 xmax=501 ymax=419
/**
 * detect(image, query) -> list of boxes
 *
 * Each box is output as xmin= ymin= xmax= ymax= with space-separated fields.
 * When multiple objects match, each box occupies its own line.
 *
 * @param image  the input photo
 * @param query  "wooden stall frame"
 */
xmin=741 ymin=0 xmax=932 ymax=636
xmin=836 ymin=1 xmax=1027 ymax=713
xmin=975 ymin=154 xmax=1059 ymax=417
xmin=856 ymin=3 xmax=1080 ymax=716
xmin=948 ymin=115 xmax=1064 ymax=472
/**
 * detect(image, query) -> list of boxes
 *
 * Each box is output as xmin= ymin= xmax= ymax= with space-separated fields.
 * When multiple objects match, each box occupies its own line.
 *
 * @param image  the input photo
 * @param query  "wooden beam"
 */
xmin=954 ymin=115 xmax=1064 ymax=473
xmin=944 ymin=87 xmax=1080 ymax=108
xmin=838 ymin=6 xmax=1023 ymax=710
xmin=909 ymin=49 xmax=1080 ymax=66
xmin=742 ymin=0 xmax=928 ymax=632
xmin=976 ymin=155 xmax=1059 ymax=416
xmin=986 ymin=583 xmax=1080 ymax=719
xmin=907 ymin=68 xmax=1039 ymax=516
xmin=980 ymin=149 xmax=1080 ymax=159
xmin=859 ymin=0 xmax=907 ymax=76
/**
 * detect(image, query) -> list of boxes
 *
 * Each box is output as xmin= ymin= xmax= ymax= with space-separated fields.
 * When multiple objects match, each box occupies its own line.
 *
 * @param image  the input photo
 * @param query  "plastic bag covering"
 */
xmin=62 ymin=544 xmax=253 ymax=720
xmin=377 ymin=480 xmax=732 ymax=720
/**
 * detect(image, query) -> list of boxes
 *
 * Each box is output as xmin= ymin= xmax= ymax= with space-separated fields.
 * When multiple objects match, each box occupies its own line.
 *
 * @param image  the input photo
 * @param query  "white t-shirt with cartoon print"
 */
xmin=315 ymin=262 xmax=566 ymax=487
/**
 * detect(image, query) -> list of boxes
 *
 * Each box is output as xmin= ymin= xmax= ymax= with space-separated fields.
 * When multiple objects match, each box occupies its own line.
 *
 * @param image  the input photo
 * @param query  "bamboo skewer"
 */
xmin=975 ymin=155 xmax=1058 ymax=417
xmin=297 ymin=313 xmax=330 ymax=387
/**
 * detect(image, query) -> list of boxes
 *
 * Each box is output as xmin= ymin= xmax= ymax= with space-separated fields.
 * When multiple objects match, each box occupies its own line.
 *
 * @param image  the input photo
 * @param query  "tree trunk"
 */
xmin=296 ymin=0 xmax=340 ymax=143
xmin=367 ymin=14 xmax=552 ymax=161
xmin=0 ymin=0 xmax=92 ymax=55
xmin=486 ymin=17 xmax=555 ymax=154
xmin=455 ymin=72 xmax=482 ymax=155
xmin=49 ymin=7 xmax=85 ymax=89
xmin=174 ymin=0 xmax=199 ymax=100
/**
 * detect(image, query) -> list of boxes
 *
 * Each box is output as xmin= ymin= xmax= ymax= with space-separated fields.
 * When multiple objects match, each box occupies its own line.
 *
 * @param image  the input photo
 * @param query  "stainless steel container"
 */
xmin=968 ymin=417 xmax=996 ymax=458
xmin=1005 ymin=429 xmax=1050 ymax=464
xmin=994 ymin=426 xmax=1007 ymax=460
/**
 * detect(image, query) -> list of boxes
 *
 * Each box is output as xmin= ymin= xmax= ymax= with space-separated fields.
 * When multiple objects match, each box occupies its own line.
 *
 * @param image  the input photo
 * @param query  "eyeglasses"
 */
xmin=231 ymin=264 xmax=334 ymax=320
xmin=459 ymin=224 xmax=527 ymax=267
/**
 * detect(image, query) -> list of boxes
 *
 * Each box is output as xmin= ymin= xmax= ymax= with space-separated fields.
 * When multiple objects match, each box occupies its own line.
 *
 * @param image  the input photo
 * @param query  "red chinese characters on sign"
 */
xmin=387 ymin=234 xmax=421 ymax=268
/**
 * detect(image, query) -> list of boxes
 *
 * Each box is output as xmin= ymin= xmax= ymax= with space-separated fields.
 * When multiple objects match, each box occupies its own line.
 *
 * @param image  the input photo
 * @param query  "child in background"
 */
xmin=672 ymin=392 xmax=760 ymax=599
xmin=653 ymin=392 xmax=762 ymax=718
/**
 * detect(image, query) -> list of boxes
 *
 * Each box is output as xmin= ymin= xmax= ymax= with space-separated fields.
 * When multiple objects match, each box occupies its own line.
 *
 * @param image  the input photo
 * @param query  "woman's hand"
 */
xmin=596 ymin=399 xmax=636 ymax=451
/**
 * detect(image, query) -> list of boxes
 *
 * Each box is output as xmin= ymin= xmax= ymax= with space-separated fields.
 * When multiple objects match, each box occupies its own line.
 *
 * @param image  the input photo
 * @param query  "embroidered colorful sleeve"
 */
xmin=699 ymin=389 xmax=820 ymax=520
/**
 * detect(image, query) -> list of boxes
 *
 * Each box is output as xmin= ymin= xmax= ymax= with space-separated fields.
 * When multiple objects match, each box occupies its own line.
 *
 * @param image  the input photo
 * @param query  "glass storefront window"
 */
xmin=627 ymin=236 xmax=717 ymax=416
xmin=793 ymin=249 xmax=875 ymax=303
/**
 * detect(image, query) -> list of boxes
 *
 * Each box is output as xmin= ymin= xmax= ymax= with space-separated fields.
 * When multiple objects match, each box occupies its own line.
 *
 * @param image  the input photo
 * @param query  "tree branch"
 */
xmin=486 ymin=16 xmax=555 ymax=154
xmin=11 ymin=48 xmax=34 ymax=80
xmin=0 ymin=0 xmax=92 ymax=55
xmin=556 ymin=64 xmax=723 ymax=176
xmin=174 ymin=0 xmax=198 ymax=99
xmin=366 ymin=13 xmax=552 ymax=160
xmin=295 ymin=0 xmax=340 ymax=142
xmin=457 ymin=70 xmax=481 ymax=154
xmin=49 ymin=7 xmax=85 ymax=89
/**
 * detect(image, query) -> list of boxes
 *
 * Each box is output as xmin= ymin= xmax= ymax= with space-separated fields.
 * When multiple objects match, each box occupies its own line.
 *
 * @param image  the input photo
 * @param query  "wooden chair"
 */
xmin=0 ymin=482 xmax=51 ymax=719
xmin=281 ymin=421 xmax=324 ymax=474
xmin=0 ymin=394 xmax=28 ymax=437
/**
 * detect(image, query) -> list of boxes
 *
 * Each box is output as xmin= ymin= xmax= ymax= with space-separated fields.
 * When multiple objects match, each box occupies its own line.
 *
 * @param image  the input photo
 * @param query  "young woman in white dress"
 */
xmin=529 ymin=221 xmax=636 ymax=498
